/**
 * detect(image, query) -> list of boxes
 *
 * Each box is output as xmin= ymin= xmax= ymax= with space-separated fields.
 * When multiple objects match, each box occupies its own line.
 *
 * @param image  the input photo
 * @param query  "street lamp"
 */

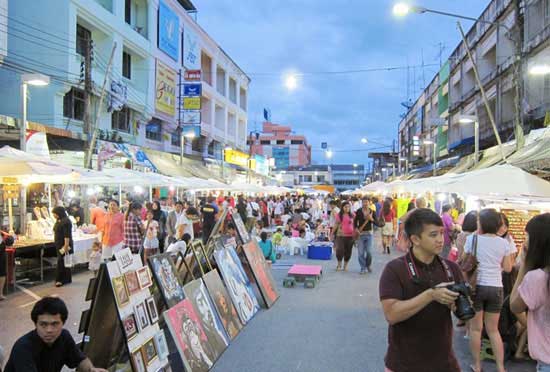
xmin=361 ymin=137 xmax=368 ymax=144
xmin=458 ymin=115 xmax=479 ymax=166
xmin=283 ymin=72 xmax=298 ymax=91
xmin=399 ymin=157 xmax=409 ymax=176
xmin=528 ymin=64 xmax=550 ymax=76
xmin=423 ymin=140 xmax=437 ymax=177
xmin=325 ymin=149 xmax=333 ymax=159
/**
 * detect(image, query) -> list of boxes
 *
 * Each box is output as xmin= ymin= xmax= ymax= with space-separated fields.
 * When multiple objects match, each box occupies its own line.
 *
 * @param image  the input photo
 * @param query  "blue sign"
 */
xmin=321 ymin=142 xmax=327 ymax=149
xmin=272 ymin=147 xmax=289 ymax=170
xmin=182 ymin=125 xmax=200 ymax=139
xmin=158 ymin=1 xmax=180 ymax=61
xmin=254 ymin=155 xmax=269 ymax=176
xmin=183 ymin=83 xmax=202 ymax=97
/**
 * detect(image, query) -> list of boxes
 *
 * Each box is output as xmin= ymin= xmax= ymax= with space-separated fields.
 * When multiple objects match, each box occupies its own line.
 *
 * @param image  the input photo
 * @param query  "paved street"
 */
xmin=0 ymin=240 xmax=536 ymax=371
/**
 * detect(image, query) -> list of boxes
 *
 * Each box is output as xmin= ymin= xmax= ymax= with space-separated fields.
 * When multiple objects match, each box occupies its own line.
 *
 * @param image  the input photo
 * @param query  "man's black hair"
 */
xmin=175 ymin=200 xmax=184 ymax=206
xmin=478 ymin=208 xmax=502 ymax=234
xmin=109 ymin=199 xmax=119 ymax=206
xmin=404 ymin=208 xmax=443 ymax=240
xmin=442 ymin=204 xmax=452 ymax=213
xmin=31 ymin=297 xmax=68 ymax=324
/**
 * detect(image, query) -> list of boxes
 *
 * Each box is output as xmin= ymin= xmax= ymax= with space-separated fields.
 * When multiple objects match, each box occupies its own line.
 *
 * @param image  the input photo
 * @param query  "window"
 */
xmin=171 ymin=132 xmax=180 ymax=147
xmin=260 ymin=140 xmax=270 ymax=145
xmin=76 ymin=25 xmax=91 ymax=57
xmin=291 ymin=140 xmax=303 ymax=145
xmin=112 ymin=106 xmax=131 ymax=132
xmin=146 ymin=120 xmax=162 ymax=141
xmin=317 ymin=175 xmax=325 ymax=183
xmin=276 ymin=140 xmax=285 ymax=145
xmin=123 ymin=52 xmax=131 ymax=79
xmin=298 ymin=175 xmax=303 ymax=183
xmin=304 ymin=175 xmax=312 ymax=182
xmin=63 ymin=88 xmax=85 ymax=120
xmin=125 ymin=0 xmax=131 ymax=24
xmin=192 ymin=137 xmax=202 ymax=152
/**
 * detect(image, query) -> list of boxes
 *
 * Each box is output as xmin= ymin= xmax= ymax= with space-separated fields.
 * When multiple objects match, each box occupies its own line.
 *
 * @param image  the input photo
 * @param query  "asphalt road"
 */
xmin=0 ymin=239 xmax=536 ymax=372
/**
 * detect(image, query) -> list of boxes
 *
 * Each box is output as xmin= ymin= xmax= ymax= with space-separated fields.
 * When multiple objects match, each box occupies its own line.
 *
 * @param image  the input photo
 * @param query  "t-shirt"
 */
xmin=383 ymin=209 xmax=395 ymax=223
xmin=335 ymin=213 xmax=355 ymax=237
xmin=518 ymin=269 xmax=550 ymax=364
xmin=379 ymin=253 xmax=463 ymax=372
xmin=176 ymin=214 xmax=194 ymax=240
xmin=464 ymin=234 xmax=516 ymax=287
xmin=5 ymin=329 xmax=86 ymax=372
xmin=201 ymin=203 xmax=219 ymax=228
xmin=442 ymin=213 xmax=454 ymax=246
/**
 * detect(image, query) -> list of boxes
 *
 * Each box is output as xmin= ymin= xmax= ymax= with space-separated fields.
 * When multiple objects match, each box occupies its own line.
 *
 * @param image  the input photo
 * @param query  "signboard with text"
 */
xmin=155 ymin=60 xmax=177 ymax=116
xmin=183 ymin=97 xmax=201 ymax=110
xmin=183 ymin=83 xmax=202 ymax=97
xmin=158 ymin=1 xmax=180 ymax=61
xmin=224 ymin=149 xmax=249 ymax=167
xmin=184 ymin=70 xmax=201 ymax=81
xmin=183 ymin=111 xmax=201 ymax=125
xmin=183 ymin=26 xmax=201 ymax=70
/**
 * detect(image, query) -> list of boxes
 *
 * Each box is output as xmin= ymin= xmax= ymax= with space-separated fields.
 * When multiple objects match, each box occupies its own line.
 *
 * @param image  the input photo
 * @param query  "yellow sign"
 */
xmin=3 ymin=184 xmax=20 ymax=199
xmin=2 ymin=177 xmax=18 ymax=184
xmin=155 ymin=60 xmax=177 ymax=116
xmin=183 ymin=97 xmax=201 ymax=110
xmin=224 ymin=149 xmax=249 ymax=167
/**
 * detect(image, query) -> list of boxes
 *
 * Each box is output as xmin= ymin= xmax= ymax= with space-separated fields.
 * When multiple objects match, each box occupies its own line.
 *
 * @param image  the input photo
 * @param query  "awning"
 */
xmin=448 ymin=136 xmax=474 ymax=151
xmin=508 ymin=128 xmax=550 ymax=171
xmin=470 ymin=141 xmax=516 ymax=171
xmin=144 ymin=148 xmax=223 ymax=181
xmin=447 ymin=153 xmax=476 ymax=174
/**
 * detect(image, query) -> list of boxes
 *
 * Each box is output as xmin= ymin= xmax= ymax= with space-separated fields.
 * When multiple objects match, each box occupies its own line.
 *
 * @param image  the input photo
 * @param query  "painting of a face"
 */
xmin=243 ymin=240 xmax=279 ymax=308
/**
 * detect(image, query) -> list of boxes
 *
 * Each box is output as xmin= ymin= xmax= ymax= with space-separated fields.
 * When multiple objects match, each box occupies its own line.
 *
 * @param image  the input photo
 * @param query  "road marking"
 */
xmin=15 ymin=285 xmax=42 ymax=301
xmin=19 ymin=300 xmax=38 ymax=308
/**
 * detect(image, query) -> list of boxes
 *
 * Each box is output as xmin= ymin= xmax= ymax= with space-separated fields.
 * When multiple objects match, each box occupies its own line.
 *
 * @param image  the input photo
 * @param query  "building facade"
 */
xmin=398 ymin=0 xmax=548 ymax=173
xmin=0 ymin=0 xmax=248 ymax=173
xmin=368 ymin=152 xmax=399 ymax=181
xmin=249 ymin=121 xmax=311 ymax=170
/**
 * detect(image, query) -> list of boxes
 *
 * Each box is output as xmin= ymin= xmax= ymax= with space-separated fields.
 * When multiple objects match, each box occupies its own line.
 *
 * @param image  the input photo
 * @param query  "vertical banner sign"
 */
xmin=183 ymin=26 xmax=201 ymax=70
xmin=158 ymin=1 xmax=180 ymax=61
xmin=155 ymin=60 xmax=177 ymax=116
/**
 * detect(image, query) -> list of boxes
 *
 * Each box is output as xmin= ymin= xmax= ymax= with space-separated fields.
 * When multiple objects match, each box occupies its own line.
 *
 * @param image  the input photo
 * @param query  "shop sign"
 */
xmin=155 ymin=60 xmax=177 ymax=116
xmin=183 ymin=83 xmax=202 ymax=97
xmin=26 ymin=131 xmax=50 ymax=159
xmin=109 ymin=80 xmax=127 ymax=112
xmin=254 ymin=155 xmax=269 ymax=175
xmin=184 ymin=70 xmax=201 ymax=81
xmin=97 ymin=140 xmax=157 ymax=171
xmin=182 ymin=125 xmax=200 ymax=139
xmin=224 ymin=149 xmax=249 ymax=167
xmin=3 ymin=184 xmax=19 ymax=199
xmin=183 ymin=110 xmax=201 ymax=125
xmin=158 ymin=1 xmax=180 ymax=61
xmin=183 ymin=26 xmax=201 ymax=70
xmin=183 ymin=97 xmax=201 ymax=110
xmin=2 ymin=177 xmax=18 ymax=184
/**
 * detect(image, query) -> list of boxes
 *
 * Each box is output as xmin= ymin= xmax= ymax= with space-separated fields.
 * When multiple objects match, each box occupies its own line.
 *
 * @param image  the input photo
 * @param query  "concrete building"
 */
xmin=331 ymin=164 xmax=365 ymax=192
xmin=368 ymin=152 xmax=398 ymax=181
xmin=0 ymin=0 xmax=5 ymax=64
xmin=0 ymin=0 xmax=248 ymax=175
xmin=397 ymin=0 xmax=546 ymax=174
xmin=278 ymin=165 xmax=332 ymax=188
xmin=249 ymin=121 xmax=311 ymax=170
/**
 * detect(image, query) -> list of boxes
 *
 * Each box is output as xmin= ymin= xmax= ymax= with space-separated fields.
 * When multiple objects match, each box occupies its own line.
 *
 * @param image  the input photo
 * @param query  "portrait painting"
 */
xmin=121 ymin=313 xmax=138 ymax=340
xmin=131 ymin=348 xmax=146 ymax=372
xmin=142 ymin=337 xmax=158 ymax=365
xmin=183 ymin=279 xmax=229 ymax=361
xmin=202 ymin=269 xmax=242 ymax=340
xmin=135 ymin=301 xmax=150 ymax=331
xmin=148 ymin=253 xmax=185 ymax=308
xmin=154 ymin=330 xmax=169 ymax=360
xmin=230 ymin=210 xmax=250 ymax=244
xmin=124 ymin=270 xmax=141 ymax=296
xmin=213 ymin=246 xmax=259 ymax=325
xmin=136 ymin=266 xmax=153 ymax=289
xmin=243 ymin=240 xmax=279 ymax=308
xmin=164 ymin=299 xmax=216 ymax=372
xmin=146 ymin=296 xmax=159 ymax=324
xmin=111 ymin=275 xmax=129 ymax=308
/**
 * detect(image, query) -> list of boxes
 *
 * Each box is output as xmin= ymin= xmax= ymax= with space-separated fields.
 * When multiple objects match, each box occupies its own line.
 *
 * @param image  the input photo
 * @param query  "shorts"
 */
xmin=473 ymin=285 xmax=503 ymax=313
xmin=382 ymin=223 xmax=394 ymax=236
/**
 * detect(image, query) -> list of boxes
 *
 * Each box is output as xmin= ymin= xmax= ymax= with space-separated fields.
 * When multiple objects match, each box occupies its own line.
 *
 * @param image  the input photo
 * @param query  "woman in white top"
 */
xmin=510 ymin=213 xmax=550 ymax=372
xmin=465 ymin=209 xmax=516 ymax=372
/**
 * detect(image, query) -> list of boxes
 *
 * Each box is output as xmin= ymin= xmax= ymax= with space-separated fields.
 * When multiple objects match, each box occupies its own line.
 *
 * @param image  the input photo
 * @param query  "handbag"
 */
xmin=458 ymin=234 xmax=478 ymax=294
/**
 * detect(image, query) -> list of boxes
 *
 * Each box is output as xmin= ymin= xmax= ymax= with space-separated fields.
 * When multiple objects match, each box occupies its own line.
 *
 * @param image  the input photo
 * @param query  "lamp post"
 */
xmin=458 ymin=115 xmax=479 ymax=166
xmin=20 ymin=73 xmax=50 ymax=235
xmin=392 ymin=2 xmax=519 ymax=156
xmin=423 ymin=140 xmax=437 ymax=177
xmin=399 ymin=157 xmax=409 ymax=176
xmin=222 ymin=145 xmax=232 ymax=182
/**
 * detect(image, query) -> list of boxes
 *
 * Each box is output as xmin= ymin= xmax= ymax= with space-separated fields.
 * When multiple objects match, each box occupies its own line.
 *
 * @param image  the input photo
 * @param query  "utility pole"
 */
xmin=83 ymin=36 xmax=93 ymax=168
xmin=84 ymin=43 xmax=117 ymax=169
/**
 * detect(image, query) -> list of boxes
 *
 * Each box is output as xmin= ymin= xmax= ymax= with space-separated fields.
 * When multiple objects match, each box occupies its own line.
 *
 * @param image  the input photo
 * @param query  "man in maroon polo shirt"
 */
xmin=379 ymin=208 xmax=464 ymax=372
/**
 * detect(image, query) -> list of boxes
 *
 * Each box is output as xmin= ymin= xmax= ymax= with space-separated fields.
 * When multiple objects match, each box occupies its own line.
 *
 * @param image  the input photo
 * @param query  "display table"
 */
xmin=307 ymin=242 xmax=333 ymax=260
xmin=73 ymin=233 xmax=100 ymax=264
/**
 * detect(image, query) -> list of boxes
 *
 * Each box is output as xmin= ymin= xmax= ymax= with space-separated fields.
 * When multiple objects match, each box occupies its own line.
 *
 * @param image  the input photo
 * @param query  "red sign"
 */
xmin=184 ymin=69 xmax=201 ymax=81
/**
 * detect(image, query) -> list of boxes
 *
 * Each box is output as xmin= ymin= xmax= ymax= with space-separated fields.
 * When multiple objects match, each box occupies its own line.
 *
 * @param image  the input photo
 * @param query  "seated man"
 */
xmin=5 ymin=297 xmax=106 ymax=372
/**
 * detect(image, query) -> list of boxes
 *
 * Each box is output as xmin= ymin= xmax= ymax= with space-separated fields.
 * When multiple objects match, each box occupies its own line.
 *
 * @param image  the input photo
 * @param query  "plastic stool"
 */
xmin=304 ymin=277 xmax=316 ymax=288
xmin=480 ymin=339 xmax=495 ymax=361
xmin=283 ymin=277 xmax=296 ymax=288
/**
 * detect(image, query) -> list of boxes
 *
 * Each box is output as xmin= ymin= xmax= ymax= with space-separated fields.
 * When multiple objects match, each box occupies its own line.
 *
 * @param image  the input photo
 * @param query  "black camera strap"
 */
xmin=405 ymin=249 xmax=454 ymax=286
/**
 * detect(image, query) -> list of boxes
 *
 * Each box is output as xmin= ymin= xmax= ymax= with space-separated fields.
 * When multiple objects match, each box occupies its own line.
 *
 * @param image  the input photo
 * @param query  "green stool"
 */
xmin=480 ymin=339 xmax=495 ymax=361
xmin=283 ymin=277 xmax=296 ymax=288
xmin=304 ymin=277 xmax=316 ymax=288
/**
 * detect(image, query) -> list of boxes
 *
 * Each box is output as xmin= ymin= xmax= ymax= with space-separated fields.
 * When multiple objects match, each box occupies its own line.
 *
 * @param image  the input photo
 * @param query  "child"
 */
xmin=143 ymin=210 xmax=159 ymax=262
xmin=88 ymin=241 xmax=102 ymax=276
xmin=258 ymin=232 xmax=276 ymax=263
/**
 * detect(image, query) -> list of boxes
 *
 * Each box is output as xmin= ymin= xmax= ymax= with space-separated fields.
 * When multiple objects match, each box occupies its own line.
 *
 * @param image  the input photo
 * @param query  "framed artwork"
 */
xmin=124 ymin=270 xmax=141 ymax=296
xmin=142 ymin=337 xmax=158 ymax=365
xmin=154 ymin=330 xmax=169 ymax=360
xmin=183 ymin=279 xmax=229 ymax=361
xmin=121 ymin=313 xmax=138 ymax=341
xmin=85 ymin=277 xmax=96 ymax=301
xmin=203 ymin=269 xmax=243 ymax=340
xmin=230 ymin=210 xmax=250 ymax=244
xmin=115 ymin=248 xmax=134 ymax=273
xmin=131 ymin=347 xmax=147 ymax=372
xmin=78 ymin=309 xmax=90 ymax=334
xmin=136 ymin=266 xmax=153 ymax=289
xmin=164 ymin=299 xmax=216 ymax=372
xmin=213 ymin=246 xmax=259 ymax=324
xmin=135 ymin=301 xmax=150 ymax=331
xmin=242 ymin=240 xmax=280 ymax=308
xmin=146 ymin=296 xmax=159 ymax=324
xmin=111 ymin=275 xmax=130 ymax=308
xmin=148 ymin=253 xmax=185 ymax=308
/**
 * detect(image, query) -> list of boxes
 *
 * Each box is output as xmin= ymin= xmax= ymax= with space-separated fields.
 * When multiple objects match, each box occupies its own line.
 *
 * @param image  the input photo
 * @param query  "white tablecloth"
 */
xmin=72 ymin=234 xmax=99 ymax=264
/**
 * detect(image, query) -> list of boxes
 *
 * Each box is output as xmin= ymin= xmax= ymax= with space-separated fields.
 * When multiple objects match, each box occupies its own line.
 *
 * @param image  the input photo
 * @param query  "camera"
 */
xmin=446 ymin=283 xmax=476 ymax=321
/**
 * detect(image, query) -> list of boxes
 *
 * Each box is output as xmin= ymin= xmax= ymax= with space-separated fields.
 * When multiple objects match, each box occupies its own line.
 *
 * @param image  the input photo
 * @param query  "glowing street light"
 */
xmin=283 ymin=73 xmax=298 ymax=91
xmin=422 ymin=140 xmax=437 ymax=177
xmin=325 ymin=150 xmax=333 ymax=159
xmin=361 ymin=137 xmax=368 ymax=144
xmin=529 ymin=64 xmax=550 ymax=76
xmin=393 ymin=3 xmax=413 ymax=17
xmin=458 ymin=114 xmax=479 ymax=165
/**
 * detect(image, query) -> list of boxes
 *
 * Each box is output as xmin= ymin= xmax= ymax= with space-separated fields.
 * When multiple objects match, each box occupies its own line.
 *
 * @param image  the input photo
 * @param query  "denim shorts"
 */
xmin=538 ymin=362 xmax=550 ymax=372
xmin=473 ymin=285 xmax=504 ymax=313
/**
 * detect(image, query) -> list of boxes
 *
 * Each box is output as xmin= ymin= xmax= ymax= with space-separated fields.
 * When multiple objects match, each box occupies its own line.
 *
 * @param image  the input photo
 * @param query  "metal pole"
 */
xmin=180 ymin=134 xmax=184 ymax=165
xmin=474 ymin=121 xmax=479 ymax=166
xmin=221 ymin=142 xmax=225 ymax=181
xmin=20 ymin=83 xmax=27 ymax=235
xmin=433 ymin=143 xmax=437 ymax=177
xmin=457 ymin=21 xmax=506 ymax=162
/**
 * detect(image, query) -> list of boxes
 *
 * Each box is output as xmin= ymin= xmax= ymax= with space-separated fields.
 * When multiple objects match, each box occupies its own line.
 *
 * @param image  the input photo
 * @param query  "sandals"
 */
xmin=469 ymin=365 xmax=482 ymax=372
xmin=55 ymin=282 xmax=63 ymax=287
